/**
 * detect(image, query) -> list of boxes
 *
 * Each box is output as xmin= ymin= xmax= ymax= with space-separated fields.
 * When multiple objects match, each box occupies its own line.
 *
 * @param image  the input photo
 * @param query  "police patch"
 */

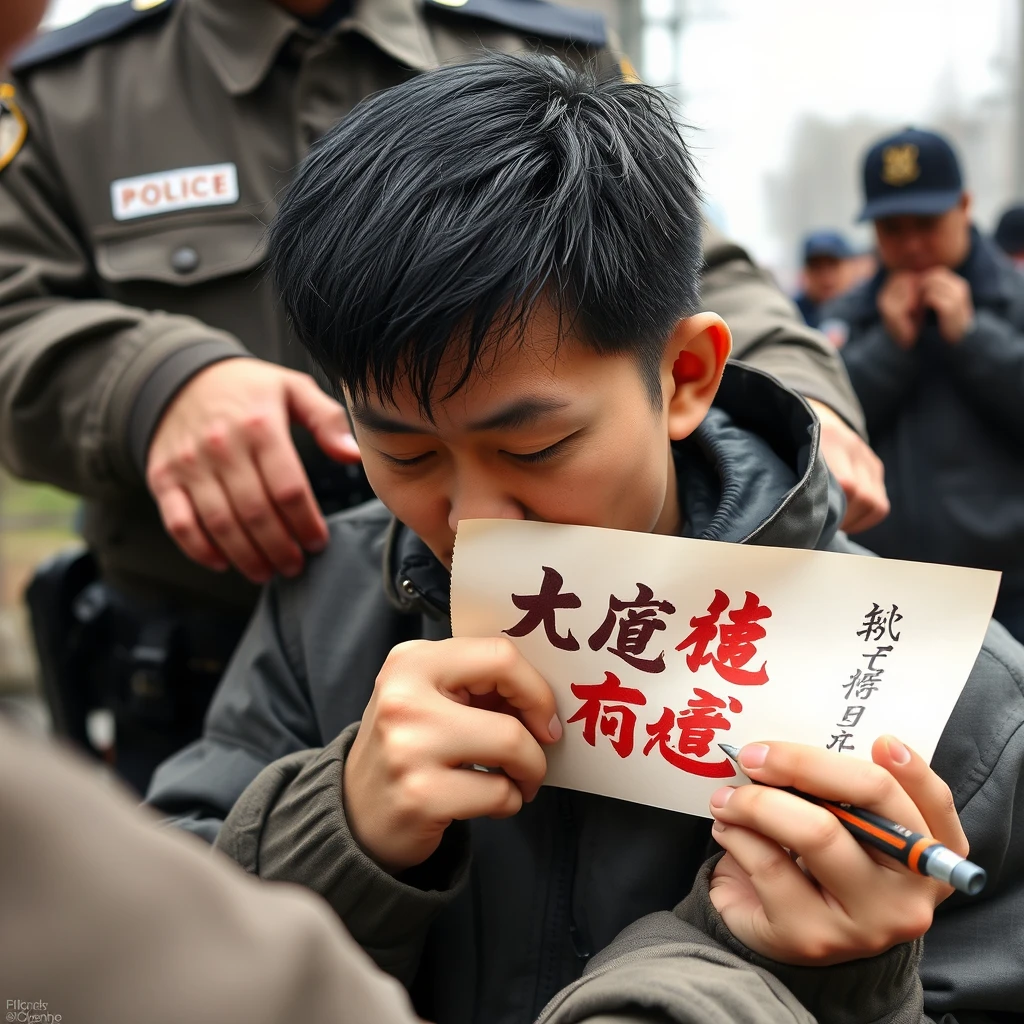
xmin=0 ymin=84 xmax=28 ymax=173
xmin=881 ymin=143 xmax=920 ymax=187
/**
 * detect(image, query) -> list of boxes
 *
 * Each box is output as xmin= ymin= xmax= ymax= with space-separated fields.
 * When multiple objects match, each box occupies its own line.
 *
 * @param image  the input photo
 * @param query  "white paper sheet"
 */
xmin=450 ymin=519 xmax=1000 ymax=818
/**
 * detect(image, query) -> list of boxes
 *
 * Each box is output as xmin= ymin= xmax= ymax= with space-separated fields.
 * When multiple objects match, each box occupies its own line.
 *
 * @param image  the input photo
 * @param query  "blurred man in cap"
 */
xmin=993 ymin=202 xmax=1024 ymax=268
xmin=825 ymin=127 xmax=1024 ymax=641
xmin=794 ymin=229 xmax=854 ymax=327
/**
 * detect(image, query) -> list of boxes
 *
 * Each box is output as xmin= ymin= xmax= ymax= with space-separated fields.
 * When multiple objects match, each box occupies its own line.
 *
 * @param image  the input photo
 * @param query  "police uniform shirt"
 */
xmin=0 ymin=0 xmax=609 ymax=608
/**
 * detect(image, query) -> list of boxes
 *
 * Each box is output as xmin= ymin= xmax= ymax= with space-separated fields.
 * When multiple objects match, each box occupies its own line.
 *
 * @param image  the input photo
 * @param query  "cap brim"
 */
xmin=806 ymin=246 xmax=850 ymax=260
xmin=857 ymin=189 xmax=962 ymax=222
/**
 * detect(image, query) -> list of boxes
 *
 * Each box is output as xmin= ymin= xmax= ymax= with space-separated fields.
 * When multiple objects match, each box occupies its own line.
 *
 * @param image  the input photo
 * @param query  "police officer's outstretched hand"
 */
xmin=146 ymin=358 xmax=361 ymax=583
xmin=344 ymin=637 xmax=562 ymax=873
xmin=806 ymin=400 xmax=889 ymax=534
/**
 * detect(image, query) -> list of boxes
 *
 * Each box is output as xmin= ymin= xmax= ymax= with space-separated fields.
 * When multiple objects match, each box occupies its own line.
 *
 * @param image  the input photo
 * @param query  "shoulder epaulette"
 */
xmin=423 ymin=0 xmax=606 ymax=49
xmin=9 ymin=0 xmax=176 ymax=74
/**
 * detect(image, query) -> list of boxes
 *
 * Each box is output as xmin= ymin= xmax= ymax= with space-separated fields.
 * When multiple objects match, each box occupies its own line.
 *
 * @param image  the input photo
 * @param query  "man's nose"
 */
xmin=448 ymin=478 xmax=525 ymax=535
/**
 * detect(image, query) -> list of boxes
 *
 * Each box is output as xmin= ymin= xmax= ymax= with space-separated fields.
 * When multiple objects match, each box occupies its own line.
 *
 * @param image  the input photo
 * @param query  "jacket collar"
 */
xmin=384 ymin=362 xmax=842 ymax=620
xmin=186 ymin=0 xmax=436 ymax=97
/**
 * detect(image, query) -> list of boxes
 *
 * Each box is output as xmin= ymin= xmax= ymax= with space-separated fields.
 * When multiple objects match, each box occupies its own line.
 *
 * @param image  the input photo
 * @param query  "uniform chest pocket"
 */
xmin=92 ymin=210 xmax=267 ymax=288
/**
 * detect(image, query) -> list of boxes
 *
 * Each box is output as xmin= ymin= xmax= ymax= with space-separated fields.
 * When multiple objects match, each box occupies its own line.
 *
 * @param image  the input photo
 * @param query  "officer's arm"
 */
xmin=939 ymin=308 xmax=1024 ymax=447
xmin=700 ymin=222 xmax=867 ymax=437
xmin=837 ymin=320 xmax=921 ymax=439
xmin=0 ymin=77 xmax=245 ymax=498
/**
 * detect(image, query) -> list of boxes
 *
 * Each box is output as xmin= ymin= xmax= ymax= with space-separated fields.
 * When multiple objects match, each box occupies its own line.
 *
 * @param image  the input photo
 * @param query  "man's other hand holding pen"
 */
xmin=706 ymin=736 xmax=968 ymax=966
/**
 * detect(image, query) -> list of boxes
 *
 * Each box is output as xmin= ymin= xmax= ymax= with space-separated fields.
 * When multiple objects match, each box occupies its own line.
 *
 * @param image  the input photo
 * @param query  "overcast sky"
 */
xmin=44 ymin=0 xmax=1020 ymax=269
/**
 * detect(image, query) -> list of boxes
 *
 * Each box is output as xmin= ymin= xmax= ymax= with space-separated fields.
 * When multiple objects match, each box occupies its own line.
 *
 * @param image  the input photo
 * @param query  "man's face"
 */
xmin=873 ymin=194 xmax=972 ymax=273
xmin=803 ymin=256 xmax=848 ymax=304
xmin=347 ymin=308 xmax=720 ymax=570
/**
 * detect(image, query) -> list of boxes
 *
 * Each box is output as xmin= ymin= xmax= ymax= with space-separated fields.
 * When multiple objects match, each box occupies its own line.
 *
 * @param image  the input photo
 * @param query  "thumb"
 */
xmin=285 ymin=374 xmax=361 ymax=462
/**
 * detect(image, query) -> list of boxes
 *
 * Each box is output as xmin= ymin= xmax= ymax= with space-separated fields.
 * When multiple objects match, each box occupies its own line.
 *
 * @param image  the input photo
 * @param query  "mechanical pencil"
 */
xmin=717 ymin=743 xmax=986 ymax=896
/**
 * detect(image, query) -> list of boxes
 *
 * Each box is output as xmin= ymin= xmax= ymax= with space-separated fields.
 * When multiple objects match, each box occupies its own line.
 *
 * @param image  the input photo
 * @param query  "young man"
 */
xmin=825 ymin=128 xmax=1024 ymax=643
xmin=794 ymin=229 xmax=854 ymax=327
xmin=148 ymin=57 xmax=1023 ymax=1024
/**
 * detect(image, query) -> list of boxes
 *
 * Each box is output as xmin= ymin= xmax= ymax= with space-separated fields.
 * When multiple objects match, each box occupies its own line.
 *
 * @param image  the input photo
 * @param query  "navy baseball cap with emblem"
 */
xmin=858 ymin=127 xmax=963 ymax=222
xmin=803 ymin=230 xmax=853 ymax=262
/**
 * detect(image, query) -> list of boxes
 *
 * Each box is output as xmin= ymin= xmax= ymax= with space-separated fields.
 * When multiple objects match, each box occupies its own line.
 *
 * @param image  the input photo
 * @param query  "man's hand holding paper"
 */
xmin=344 ymin=637 xmax=561 ymax=873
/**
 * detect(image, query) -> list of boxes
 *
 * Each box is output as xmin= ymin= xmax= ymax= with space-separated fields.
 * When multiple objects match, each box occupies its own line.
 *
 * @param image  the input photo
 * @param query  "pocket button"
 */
xmin=169 ymin=245 xmax=200 ymax=275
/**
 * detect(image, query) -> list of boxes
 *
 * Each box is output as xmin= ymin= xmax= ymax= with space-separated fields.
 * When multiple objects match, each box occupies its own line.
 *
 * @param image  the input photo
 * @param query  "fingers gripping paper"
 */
xmin=450 ymin=520 xmax=999 ymax=819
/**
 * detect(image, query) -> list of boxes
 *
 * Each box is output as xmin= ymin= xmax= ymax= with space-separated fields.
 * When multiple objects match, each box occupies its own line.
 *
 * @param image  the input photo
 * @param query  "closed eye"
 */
xmin=379 ymin=451 xmax=435 ymax=467
xmin=506 ymin=434 xmax=578 ymax=464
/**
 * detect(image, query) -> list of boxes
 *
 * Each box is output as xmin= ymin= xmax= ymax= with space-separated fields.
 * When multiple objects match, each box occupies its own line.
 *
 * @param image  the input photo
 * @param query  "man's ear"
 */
xmin=663 ymin=312 xmax=732 ymax=441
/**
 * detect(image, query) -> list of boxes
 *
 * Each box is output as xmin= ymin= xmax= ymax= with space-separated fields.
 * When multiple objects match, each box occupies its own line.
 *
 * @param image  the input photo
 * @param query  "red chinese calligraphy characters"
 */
xmin=567 ymin=671 xmax=647 ymax=758
xmin=642 ymin=688 xmax=740 ymax=777
xmin=676 ymin=590 xmax=772 ymax=685
xmin=588 ymin=583 xmax=677 ymax=673
xmin=504 ymin=566 xmax=581 ymax=651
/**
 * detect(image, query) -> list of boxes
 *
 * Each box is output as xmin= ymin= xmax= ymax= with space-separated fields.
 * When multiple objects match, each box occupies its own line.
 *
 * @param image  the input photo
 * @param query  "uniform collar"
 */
xmin=187 ymin=0 xmax=437 ymax=97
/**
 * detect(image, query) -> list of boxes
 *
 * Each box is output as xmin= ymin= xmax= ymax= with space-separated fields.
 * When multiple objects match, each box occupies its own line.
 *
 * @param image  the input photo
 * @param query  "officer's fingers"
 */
xmin=187 ymin=477 xmax=274 ymax=584
xmin=841 ymin=448 xmax=889 ymax=535
xmin=217 ymin=457 xmax=305 ymax=577
xmin=872 ymin=736 xmax=968 ymax=856
xmin=284 ymin=373 xmax=361 ymax=463
xmin=251 ymin=429 xmax=329 ymax=554
xmin=154 ymin=486 xmax=228 ymax=571
xmin=814 ymin=406 xmax=880 ymax=534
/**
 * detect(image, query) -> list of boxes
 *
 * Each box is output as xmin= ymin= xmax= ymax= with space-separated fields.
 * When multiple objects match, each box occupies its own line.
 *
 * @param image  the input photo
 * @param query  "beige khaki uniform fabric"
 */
xmin=0 ymin=718 xmax=824 ymax=1024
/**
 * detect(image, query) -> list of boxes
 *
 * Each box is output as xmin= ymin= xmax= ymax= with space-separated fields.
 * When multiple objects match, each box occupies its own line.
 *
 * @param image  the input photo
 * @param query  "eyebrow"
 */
xmin=351 ymin=397 xmax=573 ymax=435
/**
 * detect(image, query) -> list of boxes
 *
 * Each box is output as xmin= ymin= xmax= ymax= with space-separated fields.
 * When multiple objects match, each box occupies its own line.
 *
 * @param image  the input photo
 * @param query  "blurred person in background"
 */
xmin=824 ymin=127 xmax=1024 ymax=642
xmin=0 ymin=0 xmax=884 ymax=793
xmin=993 ymin=202 xmax=1024 ymax=269
xmin=794 ymin=229 xmax=854 ymax=327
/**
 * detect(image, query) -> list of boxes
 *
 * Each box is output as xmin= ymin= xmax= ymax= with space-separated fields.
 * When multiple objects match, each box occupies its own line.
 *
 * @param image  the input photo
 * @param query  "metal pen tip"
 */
xmin=718 ymin=743 xmax=741 ymax=760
